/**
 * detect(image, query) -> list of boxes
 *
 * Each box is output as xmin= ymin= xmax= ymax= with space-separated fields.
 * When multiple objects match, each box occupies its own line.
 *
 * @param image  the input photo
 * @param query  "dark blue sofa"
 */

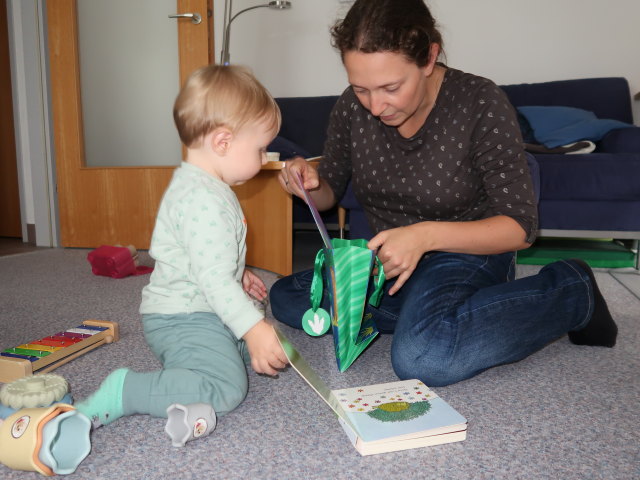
xmin=272 ymin=77 xmax=640 ymax=245
xmin=501 ymin=77 xmax=640 ymax=241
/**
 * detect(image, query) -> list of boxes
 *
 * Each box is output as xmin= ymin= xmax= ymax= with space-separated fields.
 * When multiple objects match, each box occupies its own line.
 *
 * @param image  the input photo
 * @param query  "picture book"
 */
xmin=334 ymin=379 xmax=467 ymax=455
xmin=275 ymin=328 xmax=467 ymax=456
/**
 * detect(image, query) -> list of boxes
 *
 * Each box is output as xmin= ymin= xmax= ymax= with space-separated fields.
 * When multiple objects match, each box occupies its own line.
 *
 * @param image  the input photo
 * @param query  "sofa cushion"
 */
xmin=536 ymin=153 xmax=640 ymax=201
xmin=538 ymin=199 xmax=640 ymax=231
xmin=517 ymin=106 xmax=632 ymax=148
xmin=268 ymin=136 xmax=311 ymax=160
xmin=501 ymin=77 xmax=634 ymax=124
xmin=517 ymin=112 xmax=537 ymax=143
xmin=275 ymin=96 xmax=339 ymax=156
xmin=524 ymin=152 xmax=540 ymax=203
xmin=338 ymin=181 xmax=373 ymax=240
xmin=597 ymin=127 xmax=640 ymax=153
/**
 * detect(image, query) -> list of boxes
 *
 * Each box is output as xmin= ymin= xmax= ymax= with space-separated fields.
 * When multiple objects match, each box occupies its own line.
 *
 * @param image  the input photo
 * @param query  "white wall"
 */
xmin=218 ymin=0 xmax=640 ymax=124
xmin=8 ymin=0 xmax=640 ymax=246
xmin=214 ymin=0 xmax=350 ymax=97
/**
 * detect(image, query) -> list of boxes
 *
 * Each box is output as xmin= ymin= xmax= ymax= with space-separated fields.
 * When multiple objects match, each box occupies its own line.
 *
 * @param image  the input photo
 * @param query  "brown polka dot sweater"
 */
xmin=319 ymin=67 xmax=538 ymax=243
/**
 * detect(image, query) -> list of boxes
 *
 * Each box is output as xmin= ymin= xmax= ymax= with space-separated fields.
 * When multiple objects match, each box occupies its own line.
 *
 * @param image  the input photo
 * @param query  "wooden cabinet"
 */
xmin=233 ymin=161 xmax=292 ymax=276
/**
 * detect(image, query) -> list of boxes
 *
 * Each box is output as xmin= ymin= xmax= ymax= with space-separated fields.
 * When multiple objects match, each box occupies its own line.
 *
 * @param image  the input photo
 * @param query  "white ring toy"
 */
xmin=0 ymin=374 xmax=69 ymax=410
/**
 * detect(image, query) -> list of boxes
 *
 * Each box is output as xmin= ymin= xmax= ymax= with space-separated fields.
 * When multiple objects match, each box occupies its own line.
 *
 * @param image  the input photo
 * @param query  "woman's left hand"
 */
xmin=367 ymin=225 xmax=427 ymax=296
xmin=242 ymin=268 xmax=267 ymax=301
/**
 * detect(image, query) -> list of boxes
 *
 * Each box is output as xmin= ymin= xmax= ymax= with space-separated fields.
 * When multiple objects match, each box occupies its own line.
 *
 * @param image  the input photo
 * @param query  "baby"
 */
xmin=76 ymin=65 xmax=288 ymax=441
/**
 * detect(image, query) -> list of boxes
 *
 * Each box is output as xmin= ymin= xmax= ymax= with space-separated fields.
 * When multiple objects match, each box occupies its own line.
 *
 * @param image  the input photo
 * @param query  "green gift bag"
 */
xmin=303 ymin=238 xmax=385 ymax=372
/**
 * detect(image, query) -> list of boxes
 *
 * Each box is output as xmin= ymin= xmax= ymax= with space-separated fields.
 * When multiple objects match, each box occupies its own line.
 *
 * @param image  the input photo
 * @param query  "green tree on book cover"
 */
xmin=367 ymin=401 xmax=432 ymax=422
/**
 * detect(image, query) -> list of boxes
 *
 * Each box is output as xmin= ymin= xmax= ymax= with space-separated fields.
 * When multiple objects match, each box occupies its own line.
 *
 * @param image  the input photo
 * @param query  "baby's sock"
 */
xmin=568 ymin=259 xmax=618 ymax=348
xmin=76 ymin=368 xmax=129 ymax=428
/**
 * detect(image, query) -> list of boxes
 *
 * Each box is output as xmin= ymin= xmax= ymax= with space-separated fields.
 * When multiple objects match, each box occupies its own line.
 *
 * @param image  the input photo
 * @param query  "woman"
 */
xmin=270 ymin=0 xmax=617 ymax=386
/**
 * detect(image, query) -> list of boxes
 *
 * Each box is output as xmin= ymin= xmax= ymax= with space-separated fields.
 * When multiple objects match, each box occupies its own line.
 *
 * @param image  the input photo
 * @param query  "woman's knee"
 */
xmin=269 ymin=276 xmax=296 ymax=327
xmin=269 ymin=275 xmax=289 ymax=313
xmin=391 ymin=356 xmax=469 ymax=387
xmin=390 ymin=337 xmax=470 ymax=387
xmin=269 ymin=271 xmax=313 ymax=329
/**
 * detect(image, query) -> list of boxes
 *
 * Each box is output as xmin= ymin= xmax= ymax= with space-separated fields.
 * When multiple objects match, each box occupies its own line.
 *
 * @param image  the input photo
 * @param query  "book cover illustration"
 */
xmin=333 ymin=379 xmax=466 ymax=443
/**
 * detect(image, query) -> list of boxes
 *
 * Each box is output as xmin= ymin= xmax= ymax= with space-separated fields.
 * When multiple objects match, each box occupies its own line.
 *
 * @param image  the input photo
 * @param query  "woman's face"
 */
xmin=344 ymin=50 xmax=432 ymax=130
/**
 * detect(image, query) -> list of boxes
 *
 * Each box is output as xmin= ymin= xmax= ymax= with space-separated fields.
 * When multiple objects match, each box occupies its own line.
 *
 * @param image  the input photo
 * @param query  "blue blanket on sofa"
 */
xmin=517 ymin=106 xmax=632 ymax=148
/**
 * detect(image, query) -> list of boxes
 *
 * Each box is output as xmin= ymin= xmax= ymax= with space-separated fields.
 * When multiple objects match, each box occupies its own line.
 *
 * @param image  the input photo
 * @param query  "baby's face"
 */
xmin=224 ymin=119 xmax=277 ymax=186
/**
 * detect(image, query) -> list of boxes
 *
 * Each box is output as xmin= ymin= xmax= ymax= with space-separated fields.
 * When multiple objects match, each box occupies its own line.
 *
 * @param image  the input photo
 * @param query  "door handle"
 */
xmin=168 ymin=13 xmax=202 ymax=24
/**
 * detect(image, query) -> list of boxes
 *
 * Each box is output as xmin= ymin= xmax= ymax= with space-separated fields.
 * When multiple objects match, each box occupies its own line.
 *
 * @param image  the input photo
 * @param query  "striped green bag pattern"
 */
xmin=303 ymin=238 xmax=385 ymax=372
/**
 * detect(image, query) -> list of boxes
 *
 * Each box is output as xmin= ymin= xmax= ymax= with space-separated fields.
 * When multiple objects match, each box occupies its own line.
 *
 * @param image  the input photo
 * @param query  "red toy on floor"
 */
xmin=87 ymin=245 xmax=153 ymax=279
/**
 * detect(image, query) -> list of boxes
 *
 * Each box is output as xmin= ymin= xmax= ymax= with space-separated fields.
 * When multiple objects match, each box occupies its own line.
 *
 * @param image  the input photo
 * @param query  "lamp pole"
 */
xmin=220 ymin=0 xmax=291 ymax=65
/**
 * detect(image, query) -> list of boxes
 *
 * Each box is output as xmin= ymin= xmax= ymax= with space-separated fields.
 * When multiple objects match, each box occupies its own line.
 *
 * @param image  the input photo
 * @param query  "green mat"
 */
xmin=516 ymin=238 xmax=637 ymax=268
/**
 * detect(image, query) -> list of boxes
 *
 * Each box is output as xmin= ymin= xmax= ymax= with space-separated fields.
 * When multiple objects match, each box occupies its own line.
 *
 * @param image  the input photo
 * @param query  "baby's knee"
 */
xmin=206 ymin=376 xmax=248 ymax=415
xmin=222 ymin=384 xmax=248 ymax=412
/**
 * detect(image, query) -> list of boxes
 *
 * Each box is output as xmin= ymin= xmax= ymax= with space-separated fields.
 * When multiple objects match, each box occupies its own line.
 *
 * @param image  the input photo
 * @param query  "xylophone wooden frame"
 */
xmin=0 ymin=319 xmax=119 ymax=383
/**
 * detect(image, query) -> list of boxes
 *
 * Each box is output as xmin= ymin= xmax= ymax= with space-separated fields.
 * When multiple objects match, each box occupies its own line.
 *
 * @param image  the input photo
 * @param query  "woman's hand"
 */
xmin=277 ymin=156 xmax=337 ymax=211
xmin=242 ymin=268 xmax=267 ymax=301
xmin=367 ymin=224 xmax=427 ymax=296
xmin=278 ymin=156 xmax=320 ymax=198
xmin=367 ymin=216 xmax=530 ymax=295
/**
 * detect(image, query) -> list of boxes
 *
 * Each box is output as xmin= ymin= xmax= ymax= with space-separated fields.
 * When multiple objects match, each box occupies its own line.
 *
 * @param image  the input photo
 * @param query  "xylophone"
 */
xmin=0 ymin=320 xmax=119 ymax=383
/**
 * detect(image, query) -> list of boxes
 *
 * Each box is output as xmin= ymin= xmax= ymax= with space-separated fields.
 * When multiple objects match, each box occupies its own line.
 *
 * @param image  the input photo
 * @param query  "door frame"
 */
xmin=0 ymin=0 xmax=22 ymax=239
xmin=6 ymin=0 xmax=58 ymax=246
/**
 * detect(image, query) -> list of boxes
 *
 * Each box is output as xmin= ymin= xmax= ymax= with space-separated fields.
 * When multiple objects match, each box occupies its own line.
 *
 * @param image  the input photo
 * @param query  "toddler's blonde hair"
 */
xmin=173 ymin=64 xmax=281 ymax=148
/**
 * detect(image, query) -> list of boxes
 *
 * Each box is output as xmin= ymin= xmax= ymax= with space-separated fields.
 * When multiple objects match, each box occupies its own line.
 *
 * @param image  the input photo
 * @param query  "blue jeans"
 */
xmin=269 ymin=252 xmax=594 ymax=386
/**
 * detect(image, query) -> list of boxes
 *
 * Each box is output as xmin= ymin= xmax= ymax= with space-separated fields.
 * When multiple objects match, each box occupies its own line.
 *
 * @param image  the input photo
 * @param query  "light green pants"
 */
xmin=122 ymin=312 xmax=250 ymax=418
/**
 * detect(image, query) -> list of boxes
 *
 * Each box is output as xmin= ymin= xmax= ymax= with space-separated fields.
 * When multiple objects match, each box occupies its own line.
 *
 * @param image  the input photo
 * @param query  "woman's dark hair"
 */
xmin=331 ymin=0 xmax=443 ymax=67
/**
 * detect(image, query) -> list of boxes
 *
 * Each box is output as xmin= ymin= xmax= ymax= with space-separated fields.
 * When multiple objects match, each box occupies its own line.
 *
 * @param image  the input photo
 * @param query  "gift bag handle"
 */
xmin=309 ymin=249 xmax=326 ymax=311
xmin=309 ymin=249 xmax=386 ymax=310
xmin=368 ymin=256 xmax=385 ymax=307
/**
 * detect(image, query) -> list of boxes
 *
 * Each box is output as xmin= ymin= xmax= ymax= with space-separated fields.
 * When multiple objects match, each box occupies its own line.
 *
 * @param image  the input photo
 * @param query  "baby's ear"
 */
xmin=209 ymin=127 xmax=233 ymax=155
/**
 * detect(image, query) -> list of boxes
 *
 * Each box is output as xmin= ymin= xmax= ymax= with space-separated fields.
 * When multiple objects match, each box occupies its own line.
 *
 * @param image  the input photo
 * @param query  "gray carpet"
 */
xmin=0 ymin=248 xmax=638 ymax=480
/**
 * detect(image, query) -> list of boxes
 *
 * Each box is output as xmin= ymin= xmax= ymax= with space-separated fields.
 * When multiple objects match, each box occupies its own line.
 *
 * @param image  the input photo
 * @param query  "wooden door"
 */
xmin=0 ymin=0 xmax=21 ymax=238
xmin=47 ymin=0 xmax=212 ymax=248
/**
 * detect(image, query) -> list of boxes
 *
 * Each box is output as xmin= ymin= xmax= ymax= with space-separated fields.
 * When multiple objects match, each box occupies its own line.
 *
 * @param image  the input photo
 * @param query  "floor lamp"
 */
xmin=220 ymin=0 xmax=292 ymax=65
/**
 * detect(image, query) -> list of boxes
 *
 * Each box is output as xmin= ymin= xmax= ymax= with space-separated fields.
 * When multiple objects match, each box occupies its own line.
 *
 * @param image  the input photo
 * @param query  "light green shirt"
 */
xmin=140 ymin=162 xmax=262 ymax=339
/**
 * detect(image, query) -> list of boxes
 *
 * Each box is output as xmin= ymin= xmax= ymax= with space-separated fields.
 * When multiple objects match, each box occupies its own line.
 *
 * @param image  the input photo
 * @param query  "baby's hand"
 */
xmin=242 ymin=268 xmax=267 ymax=301
xmin=243 ymin=320 xmax=288 ymax=376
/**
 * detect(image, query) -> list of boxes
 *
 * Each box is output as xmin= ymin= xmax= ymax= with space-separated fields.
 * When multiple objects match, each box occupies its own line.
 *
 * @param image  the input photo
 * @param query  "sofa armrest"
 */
xmin=597 ymin=127 xmax=640 ymax=153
